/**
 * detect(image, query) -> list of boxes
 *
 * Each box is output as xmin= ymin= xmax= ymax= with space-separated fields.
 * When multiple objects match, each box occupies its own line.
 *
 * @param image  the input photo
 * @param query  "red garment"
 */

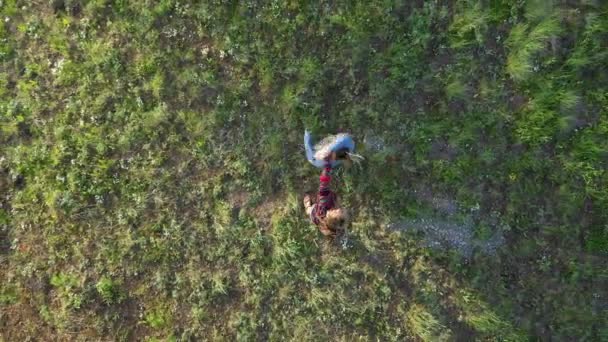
xmin=310 ymin=162 xmax=336 ymax=225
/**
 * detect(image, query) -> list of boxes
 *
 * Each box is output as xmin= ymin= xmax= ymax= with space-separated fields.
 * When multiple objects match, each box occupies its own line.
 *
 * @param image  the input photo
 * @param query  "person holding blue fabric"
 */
xmin=303 ymin=148 xmax=351 ymax=237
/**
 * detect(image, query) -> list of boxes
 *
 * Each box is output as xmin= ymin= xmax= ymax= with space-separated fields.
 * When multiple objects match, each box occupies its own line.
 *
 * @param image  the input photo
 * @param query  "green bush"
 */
xmin=96 ymin=277 xmax=124 ymax=305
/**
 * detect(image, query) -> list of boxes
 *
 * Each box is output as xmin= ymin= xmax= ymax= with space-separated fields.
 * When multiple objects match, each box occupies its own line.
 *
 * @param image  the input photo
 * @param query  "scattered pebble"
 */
xmin=388 ymin=217 xmax=505 ymax=258
xmin=389 ymin=190 xmax=506 ymax=258
xmin=363 ymin=134 xmax=386 ymax=152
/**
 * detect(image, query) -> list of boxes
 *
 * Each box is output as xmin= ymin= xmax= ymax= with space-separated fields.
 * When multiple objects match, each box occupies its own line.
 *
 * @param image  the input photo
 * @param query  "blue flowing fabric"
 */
xmin=304 ymin=130 xmax=355 ymax=168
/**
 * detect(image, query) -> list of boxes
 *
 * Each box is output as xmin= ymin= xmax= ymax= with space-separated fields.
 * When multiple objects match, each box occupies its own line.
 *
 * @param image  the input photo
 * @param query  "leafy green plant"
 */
xmin=0 ymin=284 xmax=18 ymax=305
xmin=144 ymin=306 xmax=172 ymax=329
xmin=96 ymin=277 xmax=124 ymax=305
xmin=50 ymin=272 xmax=83 ymax=310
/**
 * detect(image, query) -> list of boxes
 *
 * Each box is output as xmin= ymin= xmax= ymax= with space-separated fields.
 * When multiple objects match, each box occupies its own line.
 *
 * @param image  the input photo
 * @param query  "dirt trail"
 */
xmin=362 ymin=134 xmax=506 ymax=258
xmin=387 ymin=186 xmax=507 ymax=258
xmin=388 ymin=216 xmax=505 ymax=258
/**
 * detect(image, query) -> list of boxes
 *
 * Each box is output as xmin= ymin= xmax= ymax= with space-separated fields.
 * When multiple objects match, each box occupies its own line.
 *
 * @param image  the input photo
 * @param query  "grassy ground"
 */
xmin=1 ymin=0 xmax=607 ymax=340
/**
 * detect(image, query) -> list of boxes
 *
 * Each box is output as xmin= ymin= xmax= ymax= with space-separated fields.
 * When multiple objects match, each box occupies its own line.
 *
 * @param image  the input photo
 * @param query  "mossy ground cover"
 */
xmin=1 ymin=0 xmax=607 ymax=340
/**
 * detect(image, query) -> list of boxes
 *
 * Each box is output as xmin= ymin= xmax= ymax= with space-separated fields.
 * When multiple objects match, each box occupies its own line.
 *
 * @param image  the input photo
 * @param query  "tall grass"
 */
xmin=506 ymin=16 xmax=562 ymax=82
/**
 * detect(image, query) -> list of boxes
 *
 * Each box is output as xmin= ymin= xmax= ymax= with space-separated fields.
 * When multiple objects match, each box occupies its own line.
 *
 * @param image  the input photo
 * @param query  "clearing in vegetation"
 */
xmin=1 ymin=0 xmax=607 ymax=340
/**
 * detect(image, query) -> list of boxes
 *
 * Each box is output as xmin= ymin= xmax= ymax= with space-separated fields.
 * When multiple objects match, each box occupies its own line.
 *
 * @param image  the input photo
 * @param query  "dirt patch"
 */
xmin=413 ymin=185 xmax=459 ymax=216
xmin=388 ymin=216 xmax=506 ymax=258
xmin=508 ymin=94 xmax=527 ymax=112
xmin=391 ymin=187 xmax=506 ymax=258
xmin=428 ymin=139 xmax=459 ymax=161
xmin=430 ymin=51 xmax=453 ymax=72
xmin=0 ymin=166 xmax=12 ymax=255
xmin=0 ymin=302 xmax=57 ymax=341
xmin=363 ymin=134 xmax=387 ymax=152
xmin=251 ymin=195 xmax=286 ymax=231
xmin=447 ymin=98 xmax=467 ymax=114
xmin=227 ymin=190 xmax=250 ymax=210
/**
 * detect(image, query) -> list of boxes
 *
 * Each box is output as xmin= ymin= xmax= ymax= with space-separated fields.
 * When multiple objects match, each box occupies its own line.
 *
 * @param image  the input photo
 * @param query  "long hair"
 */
xmin=320 ymin=207 xmax=349 ymax=236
